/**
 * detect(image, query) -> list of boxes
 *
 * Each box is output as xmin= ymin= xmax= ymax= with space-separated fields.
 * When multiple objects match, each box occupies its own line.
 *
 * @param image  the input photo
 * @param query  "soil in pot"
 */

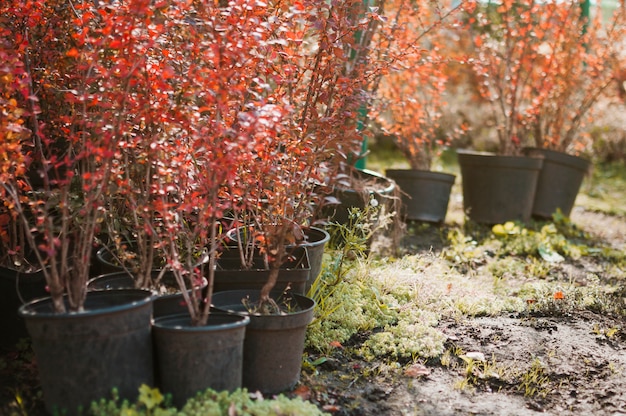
xmin=211 ymin=289 xmax=315 ymax=395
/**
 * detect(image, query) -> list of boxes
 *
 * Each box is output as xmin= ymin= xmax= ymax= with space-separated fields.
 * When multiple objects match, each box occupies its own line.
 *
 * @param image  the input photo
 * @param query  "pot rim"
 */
xmin=18 ymin=288 xmax=154 ymax=319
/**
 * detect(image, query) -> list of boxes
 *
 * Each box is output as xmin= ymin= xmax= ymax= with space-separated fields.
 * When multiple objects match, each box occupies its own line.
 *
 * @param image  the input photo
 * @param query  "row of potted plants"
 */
xmin=375 ymin=0 xmax=626 ymax=225
xmin=0 ymin=0 xmax=372 ymax=413
xmin=2 ymin=0 xmax=625 ymax=413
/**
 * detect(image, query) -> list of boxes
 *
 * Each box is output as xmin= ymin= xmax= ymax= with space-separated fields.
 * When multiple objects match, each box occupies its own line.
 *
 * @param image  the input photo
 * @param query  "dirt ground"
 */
xmin=296 ymin=204 xmax=626 ymax=416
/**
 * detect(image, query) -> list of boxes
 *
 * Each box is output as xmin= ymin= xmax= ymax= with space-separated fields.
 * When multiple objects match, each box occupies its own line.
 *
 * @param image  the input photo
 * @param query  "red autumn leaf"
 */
xmin=292 ymin=385 xmax=311 ymax=400
xmin=66 ymin=48 xmax=79 ymax=58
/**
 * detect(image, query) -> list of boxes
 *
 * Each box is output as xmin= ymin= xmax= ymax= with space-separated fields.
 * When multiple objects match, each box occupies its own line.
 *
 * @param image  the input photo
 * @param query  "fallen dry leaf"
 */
xmin=404 ymin=363 xmax=431 ymax=378
xmin=329 ymin=340 xmax=343 ymax=349
xmin=322 ymin=404 xmax=341 ymax=413
xmin=292 ymin=385 xmax=311 ymax=400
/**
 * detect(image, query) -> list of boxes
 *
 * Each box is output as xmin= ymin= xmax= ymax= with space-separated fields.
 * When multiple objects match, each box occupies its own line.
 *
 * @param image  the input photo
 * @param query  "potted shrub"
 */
xmin=1 ymin=1 xmax=155 ymax=414
xmin=517 ymin=3 xmax=626 ymax=218
xmin=459 ymin=0 xmax=626 ymax=223
xmin=375 ymin=0 xmax=463 ymax=223
xmin=141 ymin=1 xmax=289 ymax=406
xmin=454 ymin=0 xmax=547 ymax=224
xmin=210 ymin=0 xmax=400 ymax=394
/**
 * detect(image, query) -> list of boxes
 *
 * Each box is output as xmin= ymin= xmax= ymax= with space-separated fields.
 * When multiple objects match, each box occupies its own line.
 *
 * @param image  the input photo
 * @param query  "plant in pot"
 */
xmin=459 ymin=0 xmax=626 ymax=223
xmin=374 ymin=0 xmax=465 ymax=223
xmin=0 ymin=42 xmax=48 ymax=351
xmin=0 ymin=1 xmax=155 ymax=414
xmin=316 ymin=0 xmax=473 ymax=238
xmin=302 ymin=0 xmax=401 ymax=243
xmin=454 ymin=0 xmax=558 ymax=224
xmin=211 ymin=0 xmax=398 ymax=394
xmin=142 ymin=0 xmax=289 ymax=406
xmin=517 ymin=3 xmax=626 ymax=218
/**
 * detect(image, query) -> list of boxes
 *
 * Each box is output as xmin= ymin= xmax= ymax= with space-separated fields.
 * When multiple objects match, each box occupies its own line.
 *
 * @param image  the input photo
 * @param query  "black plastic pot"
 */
xmin=0 ymin=266 xmax=48 ymax=351
xmin=300 ymin=227 xmax=330 ymax=292
xmin=95 ymin=243 xmax=167 ymax=275
xmin=522 ymin=147 xmax=590 ymax=218
xmin=214 ymin=246 xmax=310 ymax=294
xmin=19 ymin=289 xmax=154 ymax=416
xmin=456 ymin=149 xmax=543 ymax=224
xmin=211 ymin=289 xmax=315 ymax=394
xmin=385 ymin=169 xmax=456 ymax=223
xmin=226 ymin=226 xmax=329 ymax=293
xmin=88 ymin=271 xmax=207 ymax=318
xmin=323 ymin=168 xmax=396 ymax=225
xmin=152 ymin=312 xmax=249 ymax=407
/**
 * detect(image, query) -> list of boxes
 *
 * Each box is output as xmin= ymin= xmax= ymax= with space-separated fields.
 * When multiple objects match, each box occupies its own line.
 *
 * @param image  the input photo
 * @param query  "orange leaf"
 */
xmin=66 ymin=48 xmax=79 ymax=58
xmin=329 ymin=340 xmax=343 ymax=349
xmin=292 ymin=385 xmax=311 ymax=400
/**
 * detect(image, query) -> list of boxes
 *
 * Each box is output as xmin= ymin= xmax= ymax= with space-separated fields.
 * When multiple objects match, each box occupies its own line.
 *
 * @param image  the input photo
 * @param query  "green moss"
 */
xmin=359 ymin=319 xmax=446 ymax=361
xmin=306 ymin=271 xmax=398 ymax=352
xmin=180 ymin=389 xmax=327 ymax=416
xmin=88 ymin=388 xmax=328 ymax=416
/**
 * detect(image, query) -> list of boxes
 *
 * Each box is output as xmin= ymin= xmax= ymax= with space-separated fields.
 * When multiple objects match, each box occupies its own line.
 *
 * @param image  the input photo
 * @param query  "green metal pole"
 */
xmin=353 ymin=0 xmax=371 ymax=170
xmin=581 ymin=0 xmax=590 ymax=33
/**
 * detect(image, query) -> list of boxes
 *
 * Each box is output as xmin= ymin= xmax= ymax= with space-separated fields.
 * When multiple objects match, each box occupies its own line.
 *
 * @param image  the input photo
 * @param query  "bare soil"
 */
xmin=295 ymin=206 xmax=626 ymax=416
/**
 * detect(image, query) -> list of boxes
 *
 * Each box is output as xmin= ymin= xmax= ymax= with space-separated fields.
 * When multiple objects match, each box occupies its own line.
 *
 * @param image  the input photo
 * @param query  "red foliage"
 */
xmin=465 ymin=0 xmax=626 ymax=155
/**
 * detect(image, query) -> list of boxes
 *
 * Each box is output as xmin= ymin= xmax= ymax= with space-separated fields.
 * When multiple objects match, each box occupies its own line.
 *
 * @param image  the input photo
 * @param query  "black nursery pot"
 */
xmin=226 ymin=226 xmax=329 ymax=294
xmin=0 ymin=266 xmax=48 ymax=351
xmin=19 ymin=289 xmax=154 ymax=416
xmin=457 ymin=149 xmax=544 ymax=224
xmin=213 ymin=246 xmax=310 ymax=295
xmin=385 ymin=169 xmax=456 ymax=223
xmin=152 ymin=312 xmax=250 ymax=408
xmin=211 ymin=289 xmax=315 ymax=395
xmin=522 ymin=147 xmax=590 ymax=218
xmin=323 ymin=168 xmax=396 ymax=225
xmin=88 ymin=271 xmax=207 ymax=318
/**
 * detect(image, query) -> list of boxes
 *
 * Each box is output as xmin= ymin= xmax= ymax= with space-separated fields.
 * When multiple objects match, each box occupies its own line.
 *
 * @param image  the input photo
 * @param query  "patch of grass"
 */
xmin=578 ymin=162 xmax=626 ymax=216
xmin=516 ymin=274 xmax=626 ymax=317
xmin=516 ymin=359 xmax=552 ymax=398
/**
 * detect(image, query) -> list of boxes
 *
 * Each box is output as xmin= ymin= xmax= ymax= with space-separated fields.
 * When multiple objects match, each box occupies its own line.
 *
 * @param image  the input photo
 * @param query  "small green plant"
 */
xmin=89 ymin=386 xmax=174 ymax=416
xmin=516 ymin=359 xmax=551 ymax=398
xmin=592 ymin=323 xmax=620 ymax=339
xmin=450 ymin=351 xmax=511 ymax=393
xmin=306 ymin=205 xmax=398 ymax=353
xmin=180 ymin=389 xmax=327 ymax=415
xmin=443 ymin=228 xmax=483 ymax=268
xmin=88 ymin=387 xmax=328 ymax=416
